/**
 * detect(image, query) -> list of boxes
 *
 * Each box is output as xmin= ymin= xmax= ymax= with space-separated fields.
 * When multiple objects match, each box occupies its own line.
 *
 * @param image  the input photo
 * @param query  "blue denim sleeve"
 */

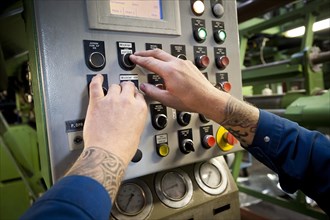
xmin=247 ymin=110 xmax=330 ymax=214
xmin=20 ymin=175 xmax=112 ymax=220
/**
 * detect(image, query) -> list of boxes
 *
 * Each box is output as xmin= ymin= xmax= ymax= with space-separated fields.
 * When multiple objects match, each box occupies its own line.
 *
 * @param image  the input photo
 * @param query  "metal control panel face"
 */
xmin=32 ymin=0 xmax=242 ymax=182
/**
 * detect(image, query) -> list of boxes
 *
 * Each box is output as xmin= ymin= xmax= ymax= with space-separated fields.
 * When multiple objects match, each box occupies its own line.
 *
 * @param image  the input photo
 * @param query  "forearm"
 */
xmin=203 ymin=89 xmax=259 ymax=146
xmin=66 ymin=146 xmax=126 ymax=200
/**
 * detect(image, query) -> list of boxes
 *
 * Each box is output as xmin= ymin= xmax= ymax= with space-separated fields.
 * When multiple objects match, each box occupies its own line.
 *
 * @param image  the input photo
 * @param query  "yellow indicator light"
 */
xmin=158 ymin=145 xmax=169 ymax=157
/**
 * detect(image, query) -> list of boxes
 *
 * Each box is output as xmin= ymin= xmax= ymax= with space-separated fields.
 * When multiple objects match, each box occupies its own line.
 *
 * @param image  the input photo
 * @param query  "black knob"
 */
xmin=122 ymin=53 xmax=136 ymax=70
xmin=199 ymin=114 xmax=210 ymax=123
xmin=89 ymin=52 xmax=106 ymax=69
xmin=131 ymin=149 xmax=142 ymax=163
xmin=153 ymin=114 xmax=168 ymax=130
xmin=180 ymin=139 xmax=195 ymax=154
xmin=177 ymin=54 xmax=187 ymax=60
xmin=177 ymin=111 xmax=191 ymax=126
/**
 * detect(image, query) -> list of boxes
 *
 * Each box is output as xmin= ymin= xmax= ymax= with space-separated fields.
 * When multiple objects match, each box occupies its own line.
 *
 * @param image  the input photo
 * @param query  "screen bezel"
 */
xmin=86 ymin=0 xmax=181 ymax=35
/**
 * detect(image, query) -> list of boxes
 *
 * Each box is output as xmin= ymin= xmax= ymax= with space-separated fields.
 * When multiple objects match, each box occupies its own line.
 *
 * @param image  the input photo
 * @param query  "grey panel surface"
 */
xmin=33 ymin=0 xmax=243 ymax=182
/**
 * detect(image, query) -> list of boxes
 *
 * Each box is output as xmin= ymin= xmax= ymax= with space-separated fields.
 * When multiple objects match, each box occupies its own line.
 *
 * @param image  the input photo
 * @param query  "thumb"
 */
xmin=89 ymin=74 xmax=105 ymax=101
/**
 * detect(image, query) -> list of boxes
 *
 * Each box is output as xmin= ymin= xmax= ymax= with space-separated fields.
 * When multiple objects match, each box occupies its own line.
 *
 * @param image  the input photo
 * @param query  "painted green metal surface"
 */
xmin=0 ymin=181 xmax=31 ymax=220
xmin=24 ymin=0 xmax=52 ymax=188
xmin=285 ymin=91 xmax=330 ymax=127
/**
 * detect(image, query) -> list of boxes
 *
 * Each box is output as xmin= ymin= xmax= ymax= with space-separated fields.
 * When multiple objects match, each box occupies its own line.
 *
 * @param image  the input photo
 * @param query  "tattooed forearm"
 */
xmin=220 ymin=97 xmax=259 ymax=146
xmin=66 ymin=147 xmax=126 ymax=200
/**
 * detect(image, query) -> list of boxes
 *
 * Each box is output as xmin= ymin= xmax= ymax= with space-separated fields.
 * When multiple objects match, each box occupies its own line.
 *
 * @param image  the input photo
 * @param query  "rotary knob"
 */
xmin=195 ymin=55 xmax=210 ymax=70
xmin=177 ymin=111 xmax=191 ymax=126
xmin=122 ymin=53 xmax=136 ymax=70
xmin=212 ymin=3 xmax=225 ymax=18
xmin=177 ymin=54 xmax=187 ymax=60
xmin=216 ymin=55 xmax=229 ymax=70
xmin=202 ymin=135 xmax=216 ymax=149
xmin=180 ymin=139 xmax=195 ymax=154
xmin=214 ymin=29 xmax=227 ymax=44
xmin=199 ymin=114 xmax=210 ymax=123
xmin=153 ymin=114 xmax=168 ymax=130
xmin=89 ymin=52 xmax=106 ymax=69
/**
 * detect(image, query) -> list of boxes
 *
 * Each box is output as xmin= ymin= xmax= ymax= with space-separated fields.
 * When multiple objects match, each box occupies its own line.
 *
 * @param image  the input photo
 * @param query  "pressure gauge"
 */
xmin=194 ymin=157 xmax=228 ymax=195
xmin=111 ymin=179 xmax=153 ymax=219
xmin=155 ymin=169 xmax=193 ymax=208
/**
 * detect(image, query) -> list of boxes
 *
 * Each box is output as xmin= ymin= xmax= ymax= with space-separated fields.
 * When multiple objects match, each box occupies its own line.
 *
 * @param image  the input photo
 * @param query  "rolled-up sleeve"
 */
xmin=21 ymin=175 xmax=112 ymax=220
xmin=247 ymin=110 xmax=330 ymax=214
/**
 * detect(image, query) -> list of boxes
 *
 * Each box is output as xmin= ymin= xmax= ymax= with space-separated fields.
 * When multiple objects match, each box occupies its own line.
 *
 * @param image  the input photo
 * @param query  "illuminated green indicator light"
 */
xmin=218 ymin=30 xmax=226 ymax=41
xmin=198 ymin=28 xmax=207 ymax=40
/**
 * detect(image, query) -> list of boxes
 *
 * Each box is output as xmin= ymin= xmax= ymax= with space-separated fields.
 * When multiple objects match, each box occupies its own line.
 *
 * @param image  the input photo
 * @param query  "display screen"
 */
xmin=110 ymin=0 xmax=163 ymax=20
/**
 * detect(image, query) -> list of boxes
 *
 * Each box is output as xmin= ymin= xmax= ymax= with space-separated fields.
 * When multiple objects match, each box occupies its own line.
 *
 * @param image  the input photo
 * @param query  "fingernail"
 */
xmin=140 ymin=83 xmax=146 ymax=91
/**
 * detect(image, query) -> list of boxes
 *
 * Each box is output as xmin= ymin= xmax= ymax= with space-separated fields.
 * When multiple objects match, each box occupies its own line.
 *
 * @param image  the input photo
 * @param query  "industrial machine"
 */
xmin=1 ymin=0 xmax=244 ymax=219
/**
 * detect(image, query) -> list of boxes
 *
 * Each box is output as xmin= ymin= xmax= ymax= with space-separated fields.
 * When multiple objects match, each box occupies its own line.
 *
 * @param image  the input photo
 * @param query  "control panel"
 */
xmin=31 ymin=0 xmax=242 ymax=184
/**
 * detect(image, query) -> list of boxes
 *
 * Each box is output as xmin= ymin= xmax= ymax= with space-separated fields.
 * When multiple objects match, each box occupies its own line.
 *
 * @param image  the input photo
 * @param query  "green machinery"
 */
xmin=232 ymin=0 xmax=330 ymax=219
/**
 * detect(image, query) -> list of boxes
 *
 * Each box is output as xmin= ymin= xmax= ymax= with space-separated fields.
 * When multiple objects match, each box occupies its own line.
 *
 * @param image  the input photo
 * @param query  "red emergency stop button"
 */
xmin=223 ymin=132 xmax=238 ymax=145
xmin=216 ymin=56 xmax=229 ymax=70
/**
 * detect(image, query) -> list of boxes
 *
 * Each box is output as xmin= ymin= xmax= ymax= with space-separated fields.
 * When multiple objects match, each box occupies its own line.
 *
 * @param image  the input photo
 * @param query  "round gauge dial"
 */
xmin=200 ymin=162 xmax=222 ymax=188
xmin=112 ymin=179 xmax=153 ymax=219
xmin=161 ymin=172 xmax=187 ymax=201
xmin=115 ymin=183 xmax=146 ymax=215
xmin=155 ymin=169 xmax=193 ymax=208
xmin=194 ymin=157 xmax=228 ymax=195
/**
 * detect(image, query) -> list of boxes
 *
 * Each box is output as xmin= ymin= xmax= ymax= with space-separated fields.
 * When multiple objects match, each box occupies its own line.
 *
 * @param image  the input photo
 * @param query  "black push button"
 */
xmin=131 ymin=149 xmax=143 ymax=163
xmin=84 ymin=40 xmax=106 ymax=71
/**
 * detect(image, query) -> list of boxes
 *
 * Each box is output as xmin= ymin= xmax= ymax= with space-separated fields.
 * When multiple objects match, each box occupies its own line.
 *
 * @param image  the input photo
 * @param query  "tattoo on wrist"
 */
xmin=66 ymin=147 xmax=125 ymax=199
xmin=221 ymin=97 xmax=257 ymax=145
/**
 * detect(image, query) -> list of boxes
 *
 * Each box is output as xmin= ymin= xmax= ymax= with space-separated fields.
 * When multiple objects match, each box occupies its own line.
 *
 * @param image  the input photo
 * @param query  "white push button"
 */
xmin=192 ymin=0 xmax=205 ymax=15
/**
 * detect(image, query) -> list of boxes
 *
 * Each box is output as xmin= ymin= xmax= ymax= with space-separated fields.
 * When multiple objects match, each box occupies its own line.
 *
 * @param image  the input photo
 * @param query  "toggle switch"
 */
xmin=180 ymin=139 xmax=195 ymax=154
xmin=216 ymin=55 xmax=229 ymax=70
xmin=195 ymin=55 xmax=210 ymax=70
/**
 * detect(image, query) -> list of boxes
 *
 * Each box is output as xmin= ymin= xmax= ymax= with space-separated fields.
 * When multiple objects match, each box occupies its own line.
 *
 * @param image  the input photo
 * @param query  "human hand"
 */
xmin=130 ymin=49 xmax=231 ymax=123
xmin=83 ymin=74 xmax=147 ymax=165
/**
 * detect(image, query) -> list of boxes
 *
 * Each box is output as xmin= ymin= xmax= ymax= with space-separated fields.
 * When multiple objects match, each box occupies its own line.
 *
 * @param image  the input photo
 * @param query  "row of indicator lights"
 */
xmin=194 ymin=27 xmax=227 ymax=44
xmin=192 ymin=0 xmax=225 ymax=18
xmin=195 ymin=54 xmax=229 ymax=70
xmin=156 ymin=128 xmax=238 ymax=157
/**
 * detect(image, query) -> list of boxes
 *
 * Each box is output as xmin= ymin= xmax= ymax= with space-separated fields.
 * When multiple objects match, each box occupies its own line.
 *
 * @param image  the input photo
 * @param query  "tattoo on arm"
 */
xmin=66 ymin=147 xmax=125 ymax=200
xmin=220 ymin=97 xmax=258 ymax=146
